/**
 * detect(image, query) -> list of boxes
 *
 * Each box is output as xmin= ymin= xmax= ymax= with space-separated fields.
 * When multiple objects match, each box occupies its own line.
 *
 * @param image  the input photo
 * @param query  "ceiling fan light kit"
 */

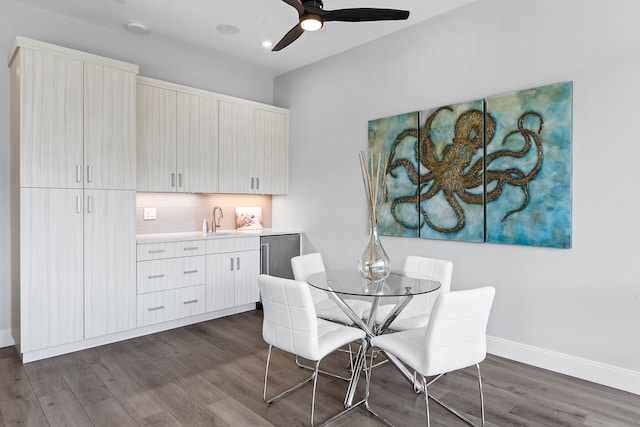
xmin=300 ymin=13 xmax=323 ymax=31
xmin=273 ymin=0 xmax=409 ymax=51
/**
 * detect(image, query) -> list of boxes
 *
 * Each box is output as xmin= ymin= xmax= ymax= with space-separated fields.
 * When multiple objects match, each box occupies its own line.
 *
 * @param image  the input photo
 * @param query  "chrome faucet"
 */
xmin=212 ymin=206 xmax=223 ymax=233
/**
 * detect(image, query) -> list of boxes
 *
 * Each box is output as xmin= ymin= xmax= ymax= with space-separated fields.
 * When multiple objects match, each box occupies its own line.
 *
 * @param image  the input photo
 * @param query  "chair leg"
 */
xmin=263 ymin=345 xmax=315 ymax=405
xmin=310 ymin=361 xmax=320 ymax=427
xmin=477 ymin=363 xmax=486 ymax=427
xmin=423 ymin=376 xmax=430 ymax=427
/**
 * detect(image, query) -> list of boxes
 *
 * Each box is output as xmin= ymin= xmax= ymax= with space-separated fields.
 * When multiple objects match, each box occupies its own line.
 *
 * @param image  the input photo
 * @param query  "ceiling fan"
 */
xmin=273 ymin=0 xmax=410 ymax=51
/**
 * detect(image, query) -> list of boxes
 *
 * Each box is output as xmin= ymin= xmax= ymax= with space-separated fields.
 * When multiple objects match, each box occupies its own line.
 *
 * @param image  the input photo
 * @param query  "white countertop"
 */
xmin=136 ymin=228 xmax=301 ymax=244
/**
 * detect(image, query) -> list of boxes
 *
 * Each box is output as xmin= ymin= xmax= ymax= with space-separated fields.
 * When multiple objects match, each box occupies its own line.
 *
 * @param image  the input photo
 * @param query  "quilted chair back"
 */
xmin=403 ymin=256 xmax=453 ymax=314
xmin=258 ymin=274 xmax=320 ymax=361
xmin=421 ymin=286 xmax=495 ymax=376
xmin=291 ymin=253 xmax=329 ymax=305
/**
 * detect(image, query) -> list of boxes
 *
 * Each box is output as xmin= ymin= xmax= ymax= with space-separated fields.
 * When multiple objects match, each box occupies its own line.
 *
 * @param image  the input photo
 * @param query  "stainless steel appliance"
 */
xmin=260 ymin=234 xmax=300 ymax=279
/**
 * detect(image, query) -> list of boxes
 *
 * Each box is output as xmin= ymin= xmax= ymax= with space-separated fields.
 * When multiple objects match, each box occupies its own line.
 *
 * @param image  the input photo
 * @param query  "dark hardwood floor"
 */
xmin=1 ymin=310 xmax=639 ymax=426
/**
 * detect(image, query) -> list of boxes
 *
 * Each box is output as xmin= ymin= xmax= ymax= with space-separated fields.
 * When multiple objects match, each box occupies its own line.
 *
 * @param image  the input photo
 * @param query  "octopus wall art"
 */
xmin=368 ymin=81 xmax=572 ymax=248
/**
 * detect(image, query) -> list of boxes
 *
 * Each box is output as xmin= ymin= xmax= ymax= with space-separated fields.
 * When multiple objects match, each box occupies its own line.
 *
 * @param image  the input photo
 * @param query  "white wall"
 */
xmin=273 ymin=0 xmax=640 ymax=393
xmin=0 ymin=0 xmax=280 ymax=347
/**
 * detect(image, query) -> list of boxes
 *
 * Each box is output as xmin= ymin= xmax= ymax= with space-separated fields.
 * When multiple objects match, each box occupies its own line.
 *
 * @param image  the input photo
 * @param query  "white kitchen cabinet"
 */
xmin=176 ymin=92 xmax=219 ymax=193
xmin=19 ymin=188 xmax=84 ymax=352
xmin=19 ymin=189 xmax=137 ymax=349
xmin=218 ymin=100 xmax=289 ymax=194
xmin=137 ymin=78 xmax=219 ymax=193
xmin=135 ymin=240 xmax=207 ymax=327
xmin=205 ymin=237 xmax=260 ymax=311
xmin=254 ymin=108 xmax=289 ymax=195
xmin=84 ymin=190 xmax=137 ymax=339
xmin=10 ymin=37 xmax=138 ymax=358
xmin=137 ymin=285 xmax=206 ymax=327
xmin=137 ymin=256 xmax=206 ymax=294
xmin=84 ymin=63 xmax=137 ymax=190
xmin=218 ymin=99 xmax=253 ymax=193
xmin=18 ymin=48 xmax=84 ymax=189
xmin=136 ymin=83 xmax=177 ymax=192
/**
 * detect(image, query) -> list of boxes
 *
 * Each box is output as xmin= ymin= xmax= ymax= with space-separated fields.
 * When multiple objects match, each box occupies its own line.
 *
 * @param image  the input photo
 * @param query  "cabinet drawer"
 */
xmin=137 ymin=285 xmax=205 ymax=327
xmin=137 ymin=256 xmax=205 ymax=294
xmin=206 ymin=236 xmax=259 ymax=254
xmin=137 ymin=240 xmax=205 ymax=261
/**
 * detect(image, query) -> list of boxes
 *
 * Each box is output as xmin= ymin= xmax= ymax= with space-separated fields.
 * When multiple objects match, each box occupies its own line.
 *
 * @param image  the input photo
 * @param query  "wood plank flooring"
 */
xmin=1 ymin=310 xmax=639 ymax=426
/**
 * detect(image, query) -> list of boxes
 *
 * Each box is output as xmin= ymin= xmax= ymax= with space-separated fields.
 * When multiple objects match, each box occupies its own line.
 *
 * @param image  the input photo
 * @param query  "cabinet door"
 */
xmin=84 ymin=63 xmax=136 ymax=190
xmin=235 ymin=250 xmax=261 ymax=306
xmin=218 ymin=100 xmax=253 ymax=193
xmin=20 ymin=48 xmax=83 ymax=189
xmin=136 ymin=84 xmax=177 ymax=192
xmin=254 ymin=108 xmax=288 ymax=194
xmin=20 ymin=188 xmax=84 ymax=351
xmin=84 ymin=190 xmax=136 ymax=339
xmin=177 ymin=93 xmax=219 ymax=193
xmin=206 ymin=253 xmax=236 ymax=311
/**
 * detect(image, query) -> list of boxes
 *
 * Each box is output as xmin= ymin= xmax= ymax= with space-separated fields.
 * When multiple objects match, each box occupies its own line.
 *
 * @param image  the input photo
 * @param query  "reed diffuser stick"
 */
xmin=359 ymin=150 xmax=390 ymax=228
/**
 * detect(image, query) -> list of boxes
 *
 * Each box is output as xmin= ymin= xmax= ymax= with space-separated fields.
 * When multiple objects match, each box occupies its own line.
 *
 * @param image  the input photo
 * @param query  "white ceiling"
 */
xmin=15 ymin=0 xmax=475 ymax=74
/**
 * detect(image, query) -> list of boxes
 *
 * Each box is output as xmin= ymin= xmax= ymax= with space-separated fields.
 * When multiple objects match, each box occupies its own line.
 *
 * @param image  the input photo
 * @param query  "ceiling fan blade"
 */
xmin=272 ymin=24 xmax=305 ymax=51
xmin=281 ymin=0 xmax=305 ymax=16
xmin=324 ymin=8 xmax=409 ymax=22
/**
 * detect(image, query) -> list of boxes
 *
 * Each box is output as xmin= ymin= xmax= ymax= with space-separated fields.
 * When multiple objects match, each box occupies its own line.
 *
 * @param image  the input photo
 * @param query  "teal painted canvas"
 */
xmin=485 ymin=82 xmax=572 ymax=248
xmin=415 ymin=100 xmax=485 ymax=243
xmin=368 ymin=112 xmax=419 ymax=237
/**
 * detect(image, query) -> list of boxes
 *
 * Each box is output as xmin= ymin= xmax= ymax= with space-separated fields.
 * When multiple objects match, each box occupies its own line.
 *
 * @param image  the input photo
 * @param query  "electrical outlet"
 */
xmin=143 ymin=207 xmax=157 ymax=220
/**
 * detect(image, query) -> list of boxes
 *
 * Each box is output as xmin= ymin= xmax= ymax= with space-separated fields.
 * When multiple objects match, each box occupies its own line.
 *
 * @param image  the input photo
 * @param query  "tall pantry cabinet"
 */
xmin=10 ymin=37 xmax=138 ymax=359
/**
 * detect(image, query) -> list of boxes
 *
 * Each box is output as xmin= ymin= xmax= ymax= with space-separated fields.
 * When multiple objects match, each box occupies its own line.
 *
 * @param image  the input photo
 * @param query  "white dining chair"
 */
xmin=369 ymin=256 xmax=453 ymax=331
xmin=366 ymin=286 xmax=496 ymax=426
xmin=291 ymin=253 xmax=371 ymax=326
xmin=259 ymin=274 xmax=366 ymax=427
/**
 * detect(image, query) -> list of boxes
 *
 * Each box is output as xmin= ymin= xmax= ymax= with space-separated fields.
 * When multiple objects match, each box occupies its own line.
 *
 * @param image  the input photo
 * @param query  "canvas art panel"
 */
xmin=416 ymin=100 xmax=485 ymax=243
xmin=368 ymin=112 xmax=420 ymax=237
xmin=484 ymin=82 xmax=572 ymax=248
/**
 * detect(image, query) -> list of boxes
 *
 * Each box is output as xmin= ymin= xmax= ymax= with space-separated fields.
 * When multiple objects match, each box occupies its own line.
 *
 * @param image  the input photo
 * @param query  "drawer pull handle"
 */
xmin=183 ymin=247 xmax=198 ymax=251
xmin=183 ymin=270 xmax=198 ymax=275
xmin=148 ymin=305 xmax=165 ymax=312
xmin=148 ymin=249 xmax=165 ymax=254
xmin=148 ymin=274 xmax=165 ymax=279
xmin=183 ymin=299 xmax=198 ymax=305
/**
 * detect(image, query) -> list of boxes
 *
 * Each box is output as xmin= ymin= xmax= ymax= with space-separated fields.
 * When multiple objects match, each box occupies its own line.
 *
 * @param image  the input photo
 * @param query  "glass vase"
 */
xmin=358 ymin=226 xmax=391 ymax=281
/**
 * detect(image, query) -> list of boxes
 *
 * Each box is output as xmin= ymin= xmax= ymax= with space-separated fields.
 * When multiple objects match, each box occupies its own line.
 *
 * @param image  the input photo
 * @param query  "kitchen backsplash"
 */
xmin=136 ymin=193 xmax=272 ymax=235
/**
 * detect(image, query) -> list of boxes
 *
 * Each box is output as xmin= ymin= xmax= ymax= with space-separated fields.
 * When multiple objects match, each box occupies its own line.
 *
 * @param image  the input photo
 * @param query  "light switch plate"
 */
xmin=143 ymin=207 xmax=157 ymax=220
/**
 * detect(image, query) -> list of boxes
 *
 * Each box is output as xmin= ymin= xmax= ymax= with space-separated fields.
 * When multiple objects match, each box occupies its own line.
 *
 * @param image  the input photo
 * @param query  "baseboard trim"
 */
xmin=487 ymin=335 xmax=640 ymax=395
xmin=0 ymin=329 xmax=15 ymax=348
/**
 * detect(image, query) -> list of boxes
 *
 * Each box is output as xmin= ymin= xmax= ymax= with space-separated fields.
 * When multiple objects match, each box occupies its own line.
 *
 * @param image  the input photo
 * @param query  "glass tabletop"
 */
xmin=307 ymin=269 xmax=441 ymax=297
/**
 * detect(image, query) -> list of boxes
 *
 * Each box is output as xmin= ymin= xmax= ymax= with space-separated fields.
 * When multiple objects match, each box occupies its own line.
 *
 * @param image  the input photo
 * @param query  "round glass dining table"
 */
xmin=306 ymin=269 xmax=441 ymax=411
xmin=307 ymin=269 xmax=441 ymax=298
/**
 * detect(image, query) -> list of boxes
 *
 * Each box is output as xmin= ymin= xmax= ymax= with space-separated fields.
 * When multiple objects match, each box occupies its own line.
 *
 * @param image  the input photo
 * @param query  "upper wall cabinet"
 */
xmin=137 ymin=77 xmax=289 ymax=195
xmin=14 ymin=39 xmax=136 ymax=190
xmin=137 ymin=77 xmax=219 ymax=193
xmin=254 ymin=108 xmax=288 ymax=195
xmin=218 ymin=100 xmax=289 ymax=195
xmin=136 ymin=82 xmax=178 ymax=192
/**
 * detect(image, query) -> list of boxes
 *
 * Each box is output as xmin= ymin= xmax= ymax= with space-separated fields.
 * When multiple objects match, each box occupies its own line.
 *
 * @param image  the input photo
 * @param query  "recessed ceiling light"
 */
xmin=125 ymin=21 xmax=149 ymax=34
xmin=262 ymin=41 xmax=273 ymax=49
xmin=216 ymin=24 xmax=240 ymax=35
